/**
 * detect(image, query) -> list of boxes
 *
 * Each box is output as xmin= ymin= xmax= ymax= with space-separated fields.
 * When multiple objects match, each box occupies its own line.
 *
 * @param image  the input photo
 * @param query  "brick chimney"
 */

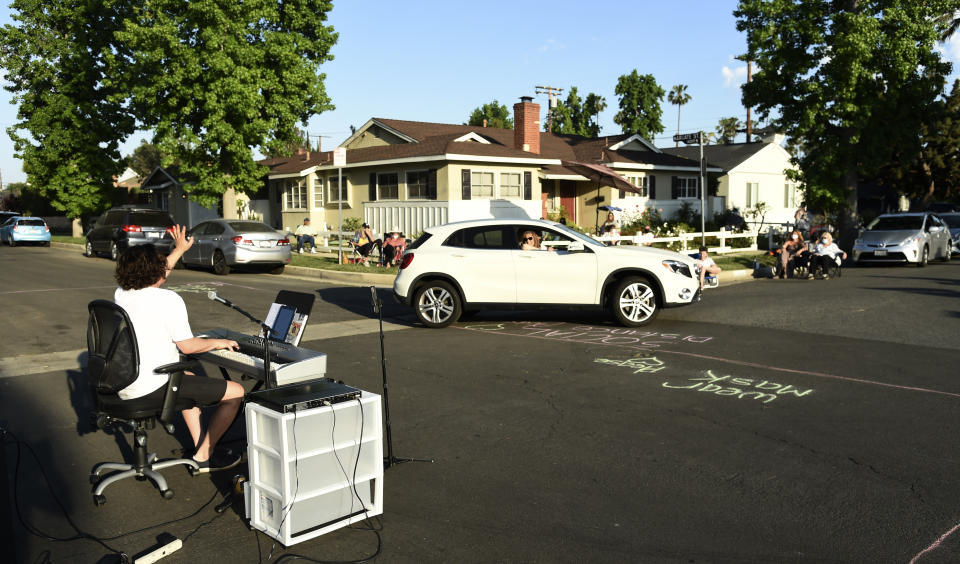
xmin=513 ymin=96 xmax=540 ymax=154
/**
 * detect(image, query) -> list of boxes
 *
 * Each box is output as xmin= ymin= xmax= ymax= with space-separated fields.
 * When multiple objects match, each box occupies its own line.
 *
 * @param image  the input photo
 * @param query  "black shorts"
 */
xmin=140 ymin=374 xmax=227 ymax=409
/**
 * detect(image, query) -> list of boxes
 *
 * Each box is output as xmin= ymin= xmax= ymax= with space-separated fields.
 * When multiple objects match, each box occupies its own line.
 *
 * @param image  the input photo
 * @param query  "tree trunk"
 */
xmin=839 ymin=166 xmax=859 ymax=253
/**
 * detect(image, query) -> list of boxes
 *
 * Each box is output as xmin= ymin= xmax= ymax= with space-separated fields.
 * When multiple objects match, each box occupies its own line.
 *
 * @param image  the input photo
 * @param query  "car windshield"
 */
xmin=867 ymin=216 xmax=923 ymax=231
xmin=940 ymin=215 xmax=960 ymax=228
xmin=549 ymin=223 xmax=604 ymax=247
xmin=228 ymin=221 xmax=275 ymax=233
xmin=129 ymin=211 xmax=173 ymax=227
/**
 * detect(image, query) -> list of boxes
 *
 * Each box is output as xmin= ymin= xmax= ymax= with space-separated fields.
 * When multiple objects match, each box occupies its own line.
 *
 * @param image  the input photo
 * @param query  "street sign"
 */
xmin=673 ymin=132 xmax=702 ymax=144
xmin=333 ymin=147 xmax=346 ymax=167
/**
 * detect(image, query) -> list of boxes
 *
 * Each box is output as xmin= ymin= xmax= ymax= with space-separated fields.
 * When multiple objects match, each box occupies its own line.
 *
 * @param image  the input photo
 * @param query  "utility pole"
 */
xmin=535 ymin=85 xmax=564 ymax=133
xmin=746 ymin=60 xmax=753 ymax=143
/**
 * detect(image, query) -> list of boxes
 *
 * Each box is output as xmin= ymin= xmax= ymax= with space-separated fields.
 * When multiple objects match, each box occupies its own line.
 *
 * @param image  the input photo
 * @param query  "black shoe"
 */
xmin=191 ymin=451 xmax=241 ymax=474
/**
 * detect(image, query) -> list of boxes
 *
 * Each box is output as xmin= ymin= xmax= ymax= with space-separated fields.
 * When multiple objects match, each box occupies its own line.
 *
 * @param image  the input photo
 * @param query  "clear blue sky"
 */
xmin=1 ymin=1 xmax=959 ymax=186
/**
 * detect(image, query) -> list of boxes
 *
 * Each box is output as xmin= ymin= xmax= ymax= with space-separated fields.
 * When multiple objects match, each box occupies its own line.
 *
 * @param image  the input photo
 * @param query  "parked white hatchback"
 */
xmin=392 ymin=219 xmax=701 ymax=328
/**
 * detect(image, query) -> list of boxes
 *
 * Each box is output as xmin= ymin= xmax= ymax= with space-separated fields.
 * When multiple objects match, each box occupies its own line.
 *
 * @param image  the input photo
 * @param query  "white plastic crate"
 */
xmin=244 ymin=391 xmax=383 ymax=546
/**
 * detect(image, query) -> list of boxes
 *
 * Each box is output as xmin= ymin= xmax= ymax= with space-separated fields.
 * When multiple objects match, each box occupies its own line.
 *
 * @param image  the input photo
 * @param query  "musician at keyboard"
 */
xmin=113 ymin=232 xmax=245 ymax=473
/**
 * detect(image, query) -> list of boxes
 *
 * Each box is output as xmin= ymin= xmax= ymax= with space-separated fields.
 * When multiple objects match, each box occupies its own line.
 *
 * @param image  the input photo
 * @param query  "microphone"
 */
xmin=369 ymin=286 xmax=380 ymax=313
xmin=208 ymin=291 xmax=233 ymax=307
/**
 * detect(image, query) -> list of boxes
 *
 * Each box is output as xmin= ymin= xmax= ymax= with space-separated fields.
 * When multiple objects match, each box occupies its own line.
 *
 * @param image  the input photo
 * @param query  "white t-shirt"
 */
xmin=114 ymin=287 xmax=194 ymax=399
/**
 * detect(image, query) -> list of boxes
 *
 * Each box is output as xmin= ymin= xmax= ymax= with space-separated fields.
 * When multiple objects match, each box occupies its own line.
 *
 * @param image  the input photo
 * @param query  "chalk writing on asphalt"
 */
xmin=662 ymin=370 xmax=814 ymax=404
xmin=463 ymin=321 xmax=712 ymax=351
xmin=595 ymin=356 xmax=667 ymax=373
xmin=166 ymin=282 xmax=228 ymax=294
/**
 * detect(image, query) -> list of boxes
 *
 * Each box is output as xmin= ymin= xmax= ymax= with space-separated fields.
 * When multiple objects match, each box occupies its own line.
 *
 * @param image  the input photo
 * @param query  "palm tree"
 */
xmin=668 ymin=84 xmax=691 ymax=147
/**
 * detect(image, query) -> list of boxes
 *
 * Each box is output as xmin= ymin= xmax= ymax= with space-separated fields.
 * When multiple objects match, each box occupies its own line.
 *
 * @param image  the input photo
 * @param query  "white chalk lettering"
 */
xmin=661 ymin=370 xmax=813 ymax=405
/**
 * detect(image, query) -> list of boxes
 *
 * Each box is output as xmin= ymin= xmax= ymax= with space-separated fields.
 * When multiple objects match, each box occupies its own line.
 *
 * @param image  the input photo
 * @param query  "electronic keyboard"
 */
xmin=196 ymin=327 xmax=327 ymax=387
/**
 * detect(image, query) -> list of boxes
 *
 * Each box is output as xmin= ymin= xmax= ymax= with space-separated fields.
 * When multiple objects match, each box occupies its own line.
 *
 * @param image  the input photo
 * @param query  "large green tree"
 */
xmin=0 ymin=1 xmax=136 ymax=220
xmin=613 ymin=70 xmax=665 ymax=139
xmin=128 ymin=140 xmax=164 ymax=178
xmin=114 ymin=0 xmax=337 ymax=207
xmin=549 ymin=87 xmax=606 ymax=137
xmin=736 ymin=0 xmax=955 ymax=247
xmin=467 ymin=100 xmax=513 ymax=129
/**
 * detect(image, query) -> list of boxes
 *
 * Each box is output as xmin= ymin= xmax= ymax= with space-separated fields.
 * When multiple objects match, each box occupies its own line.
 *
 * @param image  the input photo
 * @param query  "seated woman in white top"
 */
xmin=808 ymin=232 xmax=846 ymax=280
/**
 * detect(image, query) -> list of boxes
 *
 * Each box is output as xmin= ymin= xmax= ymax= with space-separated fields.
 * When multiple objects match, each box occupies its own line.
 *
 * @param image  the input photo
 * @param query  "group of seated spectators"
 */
xmin=294 ymin=218 xmax=406 ymax=267
xmin=778 ymin=229 xmax=847 ymax=280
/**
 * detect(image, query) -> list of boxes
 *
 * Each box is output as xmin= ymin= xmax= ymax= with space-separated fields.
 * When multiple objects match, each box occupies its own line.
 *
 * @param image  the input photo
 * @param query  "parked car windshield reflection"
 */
xmin=866 ymin=216 xmax=923 ymax=230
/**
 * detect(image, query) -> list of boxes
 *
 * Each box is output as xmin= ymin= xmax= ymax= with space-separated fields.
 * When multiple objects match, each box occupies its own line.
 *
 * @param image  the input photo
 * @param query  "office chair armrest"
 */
xmin=156 ymin=370 xmax=183 ymax=433
xmin=154 ymin=360 xmax=197 ymax=375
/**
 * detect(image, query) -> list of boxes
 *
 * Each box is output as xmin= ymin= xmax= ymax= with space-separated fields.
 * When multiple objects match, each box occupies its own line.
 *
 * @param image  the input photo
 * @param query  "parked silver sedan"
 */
xmin=852 ymin=212 xmax=952 ymax=267
xmin=939 ymin=212 xmax=960 ymax=254
xmin=181 ymin=219 xmax=291 ymax=275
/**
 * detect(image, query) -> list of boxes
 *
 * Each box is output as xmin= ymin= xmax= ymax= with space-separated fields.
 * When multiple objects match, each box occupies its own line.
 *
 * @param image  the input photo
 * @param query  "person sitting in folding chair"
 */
xmin=382 ymin=227 xmax=406 ymax=266
xmin=353 ymin=223 xmax=383 ymax=267
xmin=808 ymin=232 xmax=846 ymax=280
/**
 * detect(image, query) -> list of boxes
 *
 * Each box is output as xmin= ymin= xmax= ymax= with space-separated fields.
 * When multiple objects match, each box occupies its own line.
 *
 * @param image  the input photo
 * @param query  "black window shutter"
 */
xmin=649 ymin=175 xmax=656 ymax=199
xmin=368 ymin=173 xmax=377 ymax=201
xmin=523 ymin=171 xmax=532 ymax=200
xmin=427 ymin=169 xmax=437 ymax=200
xmin=461 ymin=169 xmax=471 ymax=200
xmin=618 ymin=189 xmax=624 ymax=199
xmin=671 ymin=176 xmax=679 ymax=199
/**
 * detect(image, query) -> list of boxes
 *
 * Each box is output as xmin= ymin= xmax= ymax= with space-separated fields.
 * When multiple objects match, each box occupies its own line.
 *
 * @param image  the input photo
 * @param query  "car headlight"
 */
xmin=901 ymin=235 xmax=920 ymax=246
xmin=662 ymin=259 xmax=693 ymax=278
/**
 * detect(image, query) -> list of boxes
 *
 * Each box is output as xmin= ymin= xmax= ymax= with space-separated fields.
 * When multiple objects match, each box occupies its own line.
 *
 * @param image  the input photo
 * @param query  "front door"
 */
xmin=560 ymin=181 xmax=578 ymax=224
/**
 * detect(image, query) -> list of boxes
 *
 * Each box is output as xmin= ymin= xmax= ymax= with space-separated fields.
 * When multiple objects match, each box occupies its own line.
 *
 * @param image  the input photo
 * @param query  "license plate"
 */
xmin=258 ymin=240 xmax=272 ymax=248
xmin=874 ymin=249 xmax=887 ymax=256
xmin=147 ymin=231 xmax=160 ymax=238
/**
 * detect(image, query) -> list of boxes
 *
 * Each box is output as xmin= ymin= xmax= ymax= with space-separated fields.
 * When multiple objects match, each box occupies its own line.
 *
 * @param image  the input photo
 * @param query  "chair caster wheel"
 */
xmin=135 ymin=475 xmax=147 ymax=481
xmin=93 ymin=494 xmax=106 ymax=506
xmin=161 ymin=489 xmax=174 ymax=500
xmin=89 ymin=474 xmax=99 ymax=485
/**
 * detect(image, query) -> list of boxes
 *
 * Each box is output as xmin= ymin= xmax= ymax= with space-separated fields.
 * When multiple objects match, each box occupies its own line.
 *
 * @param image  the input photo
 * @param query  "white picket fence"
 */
xmin=594 ymin=228 xmax=758 ymax=254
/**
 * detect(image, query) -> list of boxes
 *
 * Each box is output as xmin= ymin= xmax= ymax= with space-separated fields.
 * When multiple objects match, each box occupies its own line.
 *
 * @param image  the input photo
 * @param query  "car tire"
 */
xmin=84 ymin=240 xmax=96 ymax=257
xmin=917 ymin=245 xmax=928 ymax=267
xmin=109 ymin=242 xmax=119 ymax=261
xmin=269 ymin=265 xmax=285 ymax=275
xmin=212 ymin=250 xmax=230 ymax=275
xmin=413 ymin=280 xmax=461 ymax=328
xmin=8 ymin=237 xmax=15 ymax=247
xmin=611 ymin=276 xmax=659 ymax=327
xmin=943 ymin=242 xmax=951 ymax=262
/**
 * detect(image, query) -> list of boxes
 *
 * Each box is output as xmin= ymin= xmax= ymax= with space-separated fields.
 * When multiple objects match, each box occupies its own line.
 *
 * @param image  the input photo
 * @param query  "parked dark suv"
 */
xmin=84 ymin=206 xmax=175 ymax=260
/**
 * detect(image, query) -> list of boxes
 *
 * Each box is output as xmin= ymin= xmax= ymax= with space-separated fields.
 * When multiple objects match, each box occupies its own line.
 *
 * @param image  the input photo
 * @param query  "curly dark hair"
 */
xmin=115 ymin=245 xmax=167 ymax=290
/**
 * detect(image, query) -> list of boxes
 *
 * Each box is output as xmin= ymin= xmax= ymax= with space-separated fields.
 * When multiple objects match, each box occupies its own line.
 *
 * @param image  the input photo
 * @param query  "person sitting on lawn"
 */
xmin=382 ymin=227 xmax=406 ymax=266
xmin=355 ymin=223 xmax=383 ymax=267
xmin=778 ymin=229 xmax=808 ymax=279
xmin=295 ymin=217 xmax=318 ymax=254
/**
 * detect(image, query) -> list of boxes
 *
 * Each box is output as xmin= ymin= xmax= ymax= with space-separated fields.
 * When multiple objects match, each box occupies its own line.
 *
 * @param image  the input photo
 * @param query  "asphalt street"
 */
xmin=1 ymin=244 xmax=959 ymax=563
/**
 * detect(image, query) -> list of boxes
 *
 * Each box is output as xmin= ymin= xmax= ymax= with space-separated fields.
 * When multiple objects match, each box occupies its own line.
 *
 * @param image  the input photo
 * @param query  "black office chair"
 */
xmin=86 ymin=299 xmax=199 ymax=506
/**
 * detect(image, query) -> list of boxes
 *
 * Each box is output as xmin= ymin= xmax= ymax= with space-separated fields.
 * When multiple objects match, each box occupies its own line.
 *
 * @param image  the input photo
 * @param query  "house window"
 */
xmin=471 ymin=171 xmax=495 ymax=198
xmin=284 ymin=179 xmax=307 ymax=210
xmin=784 ymin=182 xmax=795 ymax=208
xmin=745 ymin=182 xmax=759 ymax=208
xmin=378 ymin=172 xmax=399 ymax=200
xmin=328 ymin=176 xmax=347 ymax=203
xmin=407 ymin=170 xmax=429 ymax=199
xmin=499 ymin=172 xmax=521 ymax=199
xmin=312 ymin=178 xmax=324 ymax=208
xmin=677 ymin=177 xmax=698 ymax=199
xmin=621 ymin=175 xmax=648 ymax=198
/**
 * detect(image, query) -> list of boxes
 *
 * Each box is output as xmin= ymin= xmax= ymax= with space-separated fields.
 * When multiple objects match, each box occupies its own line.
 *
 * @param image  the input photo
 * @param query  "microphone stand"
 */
xmin=369 ymin=286 xmax=433 ymax=469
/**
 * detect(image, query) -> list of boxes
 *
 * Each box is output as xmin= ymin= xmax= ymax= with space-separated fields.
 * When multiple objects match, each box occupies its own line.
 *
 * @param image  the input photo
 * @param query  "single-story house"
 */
xmin=138 ymin=166 xmax=222 ymax=227
xmin=257 ymin=97 xmax=723 ymax=237
xmin=662 ymin=134 xmax=803 ymax=227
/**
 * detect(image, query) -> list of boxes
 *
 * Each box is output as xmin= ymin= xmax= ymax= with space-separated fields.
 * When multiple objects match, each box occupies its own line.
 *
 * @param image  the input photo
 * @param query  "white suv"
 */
xmin=392 ymin=219 xmax=701 ymax=328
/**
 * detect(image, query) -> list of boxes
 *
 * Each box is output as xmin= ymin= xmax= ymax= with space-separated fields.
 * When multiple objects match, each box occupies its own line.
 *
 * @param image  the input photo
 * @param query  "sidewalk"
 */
xmin=51 ymin=241 xmax=756 ymax=287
